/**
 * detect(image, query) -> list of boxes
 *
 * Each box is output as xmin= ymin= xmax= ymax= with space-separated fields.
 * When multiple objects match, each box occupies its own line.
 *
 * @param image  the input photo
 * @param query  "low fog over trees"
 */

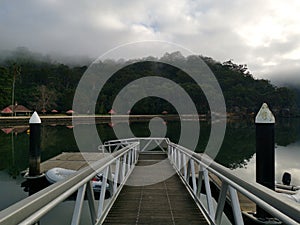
xmin=0 ymin=48 xmax=297 ymax=116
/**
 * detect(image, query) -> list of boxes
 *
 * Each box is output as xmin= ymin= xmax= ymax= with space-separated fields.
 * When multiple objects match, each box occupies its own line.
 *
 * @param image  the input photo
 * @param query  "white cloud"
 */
xmin=1 ymin=0 xmax=300 ymax=81
xmin=92 ymin=13 xmax=126 ymax=31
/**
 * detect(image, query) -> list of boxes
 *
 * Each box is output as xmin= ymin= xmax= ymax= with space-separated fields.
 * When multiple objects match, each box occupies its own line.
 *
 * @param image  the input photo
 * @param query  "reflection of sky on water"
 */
xmin=276 ymin=142 xmax=300 ymax=185
xmin=0 ymin=171 xmax=27 ymax=211
xmin=232 ymin=141 xmax=300 ymax=186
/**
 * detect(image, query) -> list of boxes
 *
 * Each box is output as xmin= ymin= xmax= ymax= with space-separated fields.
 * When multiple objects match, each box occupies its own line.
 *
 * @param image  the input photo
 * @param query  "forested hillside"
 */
xmin=0 ymin=49 xmax=297 ymax=116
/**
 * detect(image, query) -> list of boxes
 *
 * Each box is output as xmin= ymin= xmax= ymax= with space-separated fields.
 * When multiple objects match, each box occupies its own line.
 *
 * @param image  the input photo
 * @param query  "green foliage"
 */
xmin=209 ymin=59 xmax=296 ymax=114
xmin=0 ymin=66 xmax=12 ymax=109
xmin=0 ymin=58 xmax=85 ymax=112
xmin=0 ymin=50 xmax=297 ymax=115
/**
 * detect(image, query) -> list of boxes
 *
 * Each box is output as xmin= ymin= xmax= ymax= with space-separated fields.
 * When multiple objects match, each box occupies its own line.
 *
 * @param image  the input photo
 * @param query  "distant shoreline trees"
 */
xmin=0 ymin=49 xmax=297 ymax=116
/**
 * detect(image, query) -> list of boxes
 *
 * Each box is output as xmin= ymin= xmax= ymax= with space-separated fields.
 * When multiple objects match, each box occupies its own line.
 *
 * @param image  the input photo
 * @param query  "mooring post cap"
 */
xmin=255 ymin=103 xmax=275 ymax=124
xmin=29 ymin=111 xmax=41 ymax=124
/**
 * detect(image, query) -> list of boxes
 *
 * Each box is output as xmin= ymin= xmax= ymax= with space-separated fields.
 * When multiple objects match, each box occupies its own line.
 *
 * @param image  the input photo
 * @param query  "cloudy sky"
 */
xmin=1 ymin=0 xmax=300 ymax=83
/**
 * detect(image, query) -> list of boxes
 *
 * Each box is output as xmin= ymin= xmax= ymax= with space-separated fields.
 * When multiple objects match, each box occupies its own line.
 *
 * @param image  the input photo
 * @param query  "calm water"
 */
xmin=0 ymin=118 xmax=299 ymax=223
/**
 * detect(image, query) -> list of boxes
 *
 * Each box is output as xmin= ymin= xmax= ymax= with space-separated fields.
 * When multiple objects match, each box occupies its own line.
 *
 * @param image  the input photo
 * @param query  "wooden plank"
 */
xmin=39 ymin=152 xmax=109 ymax=172
xmin=103 ymin=153 xmax=209 ymax=225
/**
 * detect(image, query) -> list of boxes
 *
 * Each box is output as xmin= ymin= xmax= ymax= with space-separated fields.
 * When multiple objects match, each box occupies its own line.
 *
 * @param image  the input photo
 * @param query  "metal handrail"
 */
xmin=1 ymin=137 xmax=299 ymax=225
xmin=105 ymin=137 xmax=170 ymax=152
xmin=97 ymin=142 xmax=133 ymax=153
xmin=0 ymin=142 xmax=139 ymax=225
xmin=168 ymin=142 xmax=300 ymax=225
xmin=105 ymin=137 xmax=169 ymax=143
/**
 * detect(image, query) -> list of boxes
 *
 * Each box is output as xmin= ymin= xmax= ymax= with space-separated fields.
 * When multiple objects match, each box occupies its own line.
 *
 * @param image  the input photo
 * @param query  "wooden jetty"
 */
xmin=103 ymin=152 xmax=209 ymax=225
xmin=39 ymin=152 xmax=109 ymax=172
xmin=22 ymin=145 xmax=291 ymax=225
xmin=2 ymin=136 xmax=298 ymax=225
xmin=37 ymin=152 xmax=256 ymax=224
xmin=26 ymin=151 xmax=210 ymax=224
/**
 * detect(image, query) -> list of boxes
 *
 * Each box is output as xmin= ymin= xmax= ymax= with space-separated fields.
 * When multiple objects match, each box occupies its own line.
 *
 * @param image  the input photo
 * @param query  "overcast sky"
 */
xmin=1 ymin=0 xmax=300 ymax=83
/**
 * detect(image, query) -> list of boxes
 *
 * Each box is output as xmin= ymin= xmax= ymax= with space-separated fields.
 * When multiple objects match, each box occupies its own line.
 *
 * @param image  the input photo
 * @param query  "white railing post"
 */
xmin=203 ymin=168 xmax=215 ymax=220
xmin=113 ymin=159 xmax=120 ymax=194
xmin=183 ymin=154 xmax=188 ymax=180
xmin=170 ymin=146 xmax=174 ymax=163
xmin=107 ymin=166 xmax=114 ymax=197
xmin=134 ymin=146 xmax=137 ymax=163
xmin=228 ymin=186 xmax=244 ymax=225
xmin=172 ymin=146 xmax=175 ymax=163
xmin=127 ymin=151 xmax=131 ymax=172
xmin=197 ymin=166 xmax=204 ymax=198
xmin=178 ymin=151 xmax=182 ymax=171
xmin=130 ymin=148 xmax=134 ymax=169
xmin=215 ymin=182 xmax=229 ymax=225
xmin=190 ymin=159 xmax=197 ymax=194
xmin=174 ymin=148 xmax=178 ymax=168
xmin=97 ymin=167 xmax=109 ymax=217
xmin=86 ymin=181 xmax=97 ymax=223
xmin=71 ymin=184 xmax=87 ymax=225
xmin=121 ymin=154 xmax=126 ymax=182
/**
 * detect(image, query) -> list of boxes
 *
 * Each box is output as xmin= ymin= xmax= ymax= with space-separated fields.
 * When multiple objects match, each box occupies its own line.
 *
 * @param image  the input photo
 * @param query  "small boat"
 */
xmin=276 ymin=183 xmax=300 ymax=192
xmin=276 ymin=172 xmax=300 ymax=203
xmin=275 ymin=172 xmax=300 ymax=195
xmin=45 ymin=167 xmax=75 ymax=183
xmin=280 ymin=190 xmax=300 ymax=203
xmin=45 ymin=167 xmax=109 ymax=191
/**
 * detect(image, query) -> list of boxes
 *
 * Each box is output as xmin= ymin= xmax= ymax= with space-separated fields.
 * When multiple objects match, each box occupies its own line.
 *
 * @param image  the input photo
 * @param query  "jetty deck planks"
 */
xmin=103 ymin=153 xmax=209 ymax=225
xmin=40 ymin=152 xmax=109 ymax=172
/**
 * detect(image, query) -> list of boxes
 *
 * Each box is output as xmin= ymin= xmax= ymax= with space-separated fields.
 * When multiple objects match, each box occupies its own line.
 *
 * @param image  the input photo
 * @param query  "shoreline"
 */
xmin=0 ymin=114 xmax=208 ymax=127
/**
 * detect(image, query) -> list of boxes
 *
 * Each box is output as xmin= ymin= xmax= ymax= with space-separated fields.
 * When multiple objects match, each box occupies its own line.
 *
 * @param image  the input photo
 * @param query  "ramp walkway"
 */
xmin=103 ymin=152 xmax=208 ymax=225
xmin=0 ymin=138 xmax=299 ymax=225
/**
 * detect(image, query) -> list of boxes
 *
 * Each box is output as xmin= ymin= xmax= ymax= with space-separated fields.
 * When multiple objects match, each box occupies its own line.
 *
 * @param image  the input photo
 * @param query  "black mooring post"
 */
xmin=29 ymin=111 xmax=42 ymax=177
xmin=255 ymin=103 xmax=275 ymax=219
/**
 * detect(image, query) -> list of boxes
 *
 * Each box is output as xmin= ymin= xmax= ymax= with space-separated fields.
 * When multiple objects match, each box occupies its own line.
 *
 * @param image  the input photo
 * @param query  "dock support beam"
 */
xmin=29 ymin=111 xmax=42 ymax=177
xmin=255 ymin=103 xmax=275 ymax=219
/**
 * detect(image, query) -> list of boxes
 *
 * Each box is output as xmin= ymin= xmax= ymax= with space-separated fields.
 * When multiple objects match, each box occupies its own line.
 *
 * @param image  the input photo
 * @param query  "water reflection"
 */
xmin=0 ymin=119 xmax=299 ymax=179
xmin=215 ymin=119 xmax=256 ymax=168
xmin=276 ymin=118 xmax=298 ymax=146
xmin=230 ymin=118 xmax=300 ymax=185
xmin=1 ymin=126 xmax=29 ymax=135
xmin=276 ymin=142 xmax=300 ymax=185
xmin=232 ymin=146 xmax=300 ymax=186
xmin=0 ymin=171 xmax=27 ymax=210
xmin=0 ymin=118 xmax=300 ymax=220
xmin=0 ymin=127 xmax=29 ymax=178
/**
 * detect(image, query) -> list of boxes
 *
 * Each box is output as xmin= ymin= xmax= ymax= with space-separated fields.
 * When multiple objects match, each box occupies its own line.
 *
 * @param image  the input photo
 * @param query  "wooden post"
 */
xmin=255 ymin=103 xmax=275 ymax=219
xmin=29 ymin=111 xmax=42 ymax=177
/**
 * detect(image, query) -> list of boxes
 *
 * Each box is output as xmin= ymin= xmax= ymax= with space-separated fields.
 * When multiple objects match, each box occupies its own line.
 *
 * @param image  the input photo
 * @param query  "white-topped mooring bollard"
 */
xmin=29 ymin=111 xmax=41 ymax=124
xmin=255 ymin=103 xmax=275 ymax=124
xmin=28 ymin=111 xmax=42 ymax=177
xmin=255 ymin=103 xmax=275 ymax=219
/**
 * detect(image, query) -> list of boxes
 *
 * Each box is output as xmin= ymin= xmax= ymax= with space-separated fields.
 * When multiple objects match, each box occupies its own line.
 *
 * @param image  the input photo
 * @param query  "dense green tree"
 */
xmin=29 ymin=85 xmax=57 ymax=112
xmin=0 ymin=66 xmax=12 ymax=109
xmin=0 ymin=49 xmax=297 ymax=115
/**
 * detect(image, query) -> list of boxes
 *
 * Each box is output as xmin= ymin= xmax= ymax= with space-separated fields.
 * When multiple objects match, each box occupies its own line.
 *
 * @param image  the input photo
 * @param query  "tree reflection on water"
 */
xmin=0 ymin=118 xmax=299 ymax=179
